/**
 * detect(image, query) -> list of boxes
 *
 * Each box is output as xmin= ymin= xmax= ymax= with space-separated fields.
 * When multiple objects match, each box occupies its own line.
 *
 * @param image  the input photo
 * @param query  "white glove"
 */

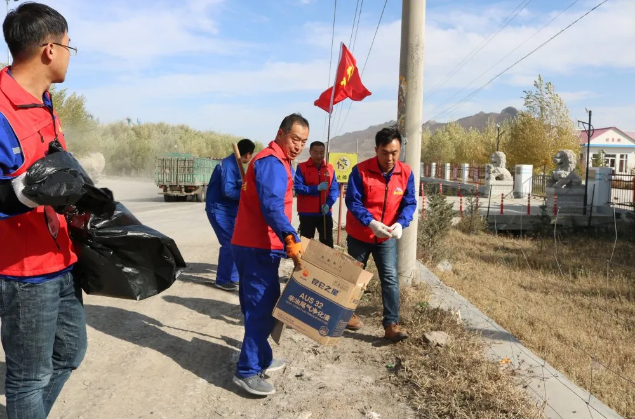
xmin=369 ymin=220 xmax=391 ymax=239
xmin=390 ymin=223 xmax=403 ymax=239
xmin=11 ymin=173 xmax=38 ymax=208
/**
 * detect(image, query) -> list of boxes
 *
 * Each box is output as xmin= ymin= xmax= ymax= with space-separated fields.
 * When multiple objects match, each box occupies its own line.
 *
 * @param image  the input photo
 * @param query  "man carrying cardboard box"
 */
xmin=344 ymin=126 xmax=417 ymax=342
xmin=231 ymin=113 xmax=308 ymax=396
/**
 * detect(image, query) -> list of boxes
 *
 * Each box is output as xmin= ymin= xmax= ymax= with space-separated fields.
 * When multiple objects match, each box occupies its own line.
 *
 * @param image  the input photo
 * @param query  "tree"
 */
xmin=417 ymin=189 xmax=454 ymax=264
xmin=423 ymin=121 xmax=462 ymax=164
xmin=506 ymin=75 xmax=580 ymax=170
xmin=50 ymin=86 xmax=94 ymax=131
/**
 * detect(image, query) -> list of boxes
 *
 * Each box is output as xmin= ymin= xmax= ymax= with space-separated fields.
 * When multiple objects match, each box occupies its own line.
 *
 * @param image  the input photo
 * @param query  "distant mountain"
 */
xmin=423 ymin=106 xmax=518 ymax=135
xmin=299 ymin=107 xmax=519 ymax=163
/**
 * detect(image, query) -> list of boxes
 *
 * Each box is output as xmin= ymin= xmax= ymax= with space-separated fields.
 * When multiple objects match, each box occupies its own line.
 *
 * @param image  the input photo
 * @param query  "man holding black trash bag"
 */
xmin=0 ymin=4 xmax=87 ymax=419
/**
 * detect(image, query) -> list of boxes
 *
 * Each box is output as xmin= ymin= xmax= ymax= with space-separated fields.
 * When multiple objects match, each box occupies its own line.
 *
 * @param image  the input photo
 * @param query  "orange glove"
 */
xmin=284 ymin=235 xmax=303 ymax=267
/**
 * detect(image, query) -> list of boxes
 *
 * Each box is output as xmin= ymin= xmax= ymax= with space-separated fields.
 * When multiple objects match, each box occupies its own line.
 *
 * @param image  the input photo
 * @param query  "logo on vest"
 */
xmin=241 ymin=181 xmax=248 ymax=191
xmin=394 ymin=187 xmax=404 ymax=195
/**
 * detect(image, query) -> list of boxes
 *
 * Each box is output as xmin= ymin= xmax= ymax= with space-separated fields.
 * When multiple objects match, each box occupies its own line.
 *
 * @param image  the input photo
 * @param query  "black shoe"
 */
xmin=214 ymin=282 xmax=238 ymax=291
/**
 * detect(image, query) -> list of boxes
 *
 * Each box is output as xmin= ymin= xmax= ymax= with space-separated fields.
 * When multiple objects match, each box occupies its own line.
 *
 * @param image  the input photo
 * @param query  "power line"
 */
xmin=332 ymin=0 xmax=365 ymax=138
xmin=428 ymin=0 xmax=609 ymax=123
xmin=348 ymin=0 xmax=360 ymax=47
xmin=322 ymin=0 xmax=339 ymax=142
xmin=335 ymin=0 xmax=388 ymax=137
xmin=351 ymin=0 xmax=364 ymax=52
xmin=425 ymin=0 xmax=533 ymax=100
xmin=431 ymin=0 xmax=581 ymax=114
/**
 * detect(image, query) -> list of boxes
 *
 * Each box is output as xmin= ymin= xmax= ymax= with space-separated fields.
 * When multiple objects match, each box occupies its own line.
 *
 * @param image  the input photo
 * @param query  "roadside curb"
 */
xmin=417 ymin=261 xmax=623 ymax=419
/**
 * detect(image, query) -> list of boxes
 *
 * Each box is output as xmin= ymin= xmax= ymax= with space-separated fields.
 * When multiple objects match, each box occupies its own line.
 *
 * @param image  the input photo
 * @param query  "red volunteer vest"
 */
xmin=232 ymin=141 xmax=293 ymax=251
xmin=346 ymin=158 xmax=412 ymax=244
xmin=296 ymin=159 xmax=334 ymax=214
xmin=0 ymin=67 xmax=78 ymax=276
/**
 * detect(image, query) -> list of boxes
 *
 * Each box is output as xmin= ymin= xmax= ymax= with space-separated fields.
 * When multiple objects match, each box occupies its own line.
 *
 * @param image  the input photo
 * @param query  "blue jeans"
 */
xmin=0 ymin=272 xmax=87 ymax=419
xmin=347 ymin=236 xmax=399 ymax=327
xmin=207 ymin=209 xmax=239 ymax=285
xmin=231 ymin=245 xmax=281 ymax=378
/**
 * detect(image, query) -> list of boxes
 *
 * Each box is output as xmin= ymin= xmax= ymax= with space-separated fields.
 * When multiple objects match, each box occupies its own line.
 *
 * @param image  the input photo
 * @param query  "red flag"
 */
xmin=314 ymin=44 xmax=371 ymax=113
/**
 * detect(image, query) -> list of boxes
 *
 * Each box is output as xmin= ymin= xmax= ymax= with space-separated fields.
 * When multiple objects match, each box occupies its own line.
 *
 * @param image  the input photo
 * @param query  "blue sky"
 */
xmin=5 ymin=0 xmax=634 ymax=144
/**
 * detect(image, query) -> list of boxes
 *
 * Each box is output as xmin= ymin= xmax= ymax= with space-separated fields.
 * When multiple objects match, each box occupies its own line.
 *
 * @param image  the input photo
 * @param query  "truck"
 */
xmin=155 ymin=153 xmax=221 ymax=202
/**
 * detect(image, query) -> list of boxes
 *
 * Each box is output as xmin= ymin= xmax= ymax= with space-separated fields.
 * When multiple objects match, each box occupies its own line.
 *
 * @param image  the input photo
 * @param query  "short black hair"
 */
xmin=237 ymin=138 xmax=255 ymax=156
xmin=309 ymin=141 xmax=325 ymax=150
xmin=3 ymin=2 xmax=68 ymax=61
xmin=375 ymin=126 xmax=402 ymax=147
xmin=279 ymin=113 xmax=309 ymax=133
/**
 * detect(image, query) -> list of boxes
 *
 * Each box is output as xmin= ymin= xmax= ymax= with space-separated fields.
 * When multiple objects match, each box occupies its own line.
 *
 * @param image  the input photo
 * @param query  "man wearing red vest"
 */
xmin=294 ymin=141 xmax=339 ymax=248
xmin=345 ymin=126 xmax=417 ymax=342
xmin=0 ymin=4 xmax=86 ymax=418
xmin=231 ymin=113 xmax=308 ymax=396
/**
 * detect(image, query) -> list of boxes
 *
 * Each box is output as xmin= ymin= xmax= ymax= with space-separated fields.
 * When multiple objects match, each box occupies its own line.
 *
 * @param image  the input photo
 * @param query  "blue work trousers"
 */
xmin=346 ymin=235 xmax=399 ymax=327
xmin=0 ymin=272 xmax=87 ymax=419
xmin=231 ymin=245 xmax=281 ymax=378
xmin=207 ymin=208 xmax=239 ymax=285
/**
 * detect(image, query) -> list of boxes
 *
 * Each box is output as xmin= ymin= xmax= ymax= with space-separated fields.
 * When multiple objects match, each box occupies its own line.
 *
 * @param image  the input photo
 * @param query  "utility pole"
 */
xmin=578 ymin=109 xmax=593 ymax=215
xmin=397 ymin=0 xmax=426 ymax=287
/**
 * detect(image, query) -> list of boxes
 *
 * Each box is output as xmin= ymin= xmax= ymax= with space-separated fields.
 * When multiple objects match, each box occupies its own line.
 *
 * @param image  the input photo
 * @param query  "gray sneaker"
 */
xmin=214 ymin=282 xmax=238 ymax=292
xmin=265 ymin=359 xmax=286 ymax=373
xmin=233 ymin=374 xmax=275 ymax=396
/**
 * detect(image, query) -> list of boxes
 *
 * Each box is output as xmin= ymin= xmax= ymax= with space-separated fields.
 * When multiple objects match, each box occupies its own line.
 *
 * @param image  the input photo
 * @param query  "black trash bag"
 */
xmin=68 ymin=202 xmax=186 ymax=300
xmin=22 ymin=139 xmax=94 ymax=209
xmin=73 ymin=184 xmax=116 ymax=219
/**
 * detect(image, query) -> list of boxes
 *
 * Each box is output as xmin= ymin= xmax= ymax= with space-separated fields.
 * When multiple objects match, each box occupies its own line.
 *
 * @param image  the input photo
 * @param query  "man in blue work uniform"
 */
xmin=231 ymin=114 xmax=308 ymax=396
xmin=206 ymin=139 xmax=255 ymax=291
xmin=294 ymin=141 xmax=339 ymax=248
xmin=0 ymin=4 xmax=87 ymax=418
xmin=344 ymin=126 xmax=417 ymax=341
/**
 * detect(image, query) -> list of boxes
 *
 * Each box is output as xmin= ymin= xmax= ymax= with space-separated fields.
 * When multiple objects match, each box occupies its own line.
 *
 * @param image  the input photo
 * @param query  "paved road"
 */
xmin=0 ymin=177 xmax=413 ymax=419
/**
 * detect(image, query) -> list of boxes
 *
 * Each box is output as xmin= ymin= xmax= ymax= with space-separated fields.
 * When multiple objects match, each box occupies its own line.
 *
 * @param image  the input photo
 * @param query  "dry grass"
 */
xmin=359 ymin=262 xmax=544 ymax=418
xmin=438 ymin=229 xmax=635 ymax=417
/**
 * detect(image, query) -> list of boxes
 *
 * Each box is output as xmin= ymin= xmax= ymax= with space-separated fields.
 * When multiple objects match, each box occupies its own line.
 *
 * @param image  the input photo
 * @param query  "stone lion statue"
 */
xmin=485 ymin=151 xmax=513 ymax=182
xmin=547 ymin=150 xmax=582 ymax=188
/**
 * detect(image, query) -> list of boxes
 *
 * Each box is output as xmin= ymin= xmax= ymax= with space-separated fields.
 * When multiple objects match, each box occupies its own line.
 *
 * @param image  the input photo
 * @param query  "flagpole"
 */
xmin=325 ymin=42 xmax=343 ymax=166
xmin=324 ymin=42 xmax=343 ymax=245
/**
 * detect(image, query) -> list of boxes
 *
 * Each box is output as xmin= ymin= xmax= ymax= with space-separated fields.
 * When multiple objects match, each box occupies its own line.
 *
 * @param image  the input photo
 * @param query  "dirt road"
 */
xmin=0 ymin=178 xmax=413 ymax=419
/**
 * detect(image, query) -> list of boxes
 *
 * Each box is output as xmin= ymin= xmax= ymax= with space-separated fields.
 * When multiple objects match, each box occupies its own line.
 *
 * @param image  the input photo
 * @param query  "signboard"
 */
xmin=329 ymin=153 xmax=357 ymax=183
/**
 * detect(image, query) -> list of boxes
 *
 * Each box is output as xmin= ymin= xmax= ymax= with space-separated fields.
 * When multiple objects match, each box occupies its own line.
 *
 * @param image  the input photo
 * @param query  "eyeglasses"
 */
xmin=40 ymin=42 xmax=78 ymax=56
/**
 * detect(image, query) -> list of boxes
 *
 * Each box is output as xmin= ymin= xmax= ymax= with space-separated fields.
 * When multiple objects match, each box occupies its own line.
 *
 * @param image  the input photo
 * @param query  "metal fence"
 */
xmin=422 ymin=163 xmax=487 ymax=185
xmin=608 ymin=173 xmax=635 ymax=209
xmin=531 ymin=173 xmax=548 ymax=197
xmin=470 ymin=165 xmax=487 ymax=185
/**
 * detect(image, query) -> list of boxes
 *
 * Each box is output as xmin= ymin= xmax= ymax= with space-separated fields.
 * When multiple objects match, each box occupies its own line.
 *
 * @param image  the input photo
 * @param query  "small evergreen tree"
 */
xmin=418 ymin=190 xmax=454 ymax=264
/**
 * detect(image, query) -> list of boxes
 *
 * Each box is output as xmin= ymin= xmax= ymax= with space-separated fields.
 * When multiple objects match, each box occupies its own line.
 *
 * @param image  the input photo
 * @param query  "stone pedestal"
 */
xmin=483 ymin=180 xmax=514 ymax=198
xmin=461 ymin=163 xmax=470 ymax=184
xmin=587 ymin=167 xmax=613 ymax=215
xmin=444 ymin=163 xmax=451 ymax=180
xmin=514 ymin=165 xmax=533 ymax=198
xmin=546 ymin=187 xmax=586 ymax=215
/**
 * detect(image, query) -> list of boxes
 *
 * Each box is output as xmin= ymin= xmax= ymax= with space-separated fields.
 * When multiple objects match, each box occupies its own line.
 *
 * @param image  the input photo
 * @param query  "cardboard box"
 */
xmin=272 ymin=238 xmax=373 ymax=345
